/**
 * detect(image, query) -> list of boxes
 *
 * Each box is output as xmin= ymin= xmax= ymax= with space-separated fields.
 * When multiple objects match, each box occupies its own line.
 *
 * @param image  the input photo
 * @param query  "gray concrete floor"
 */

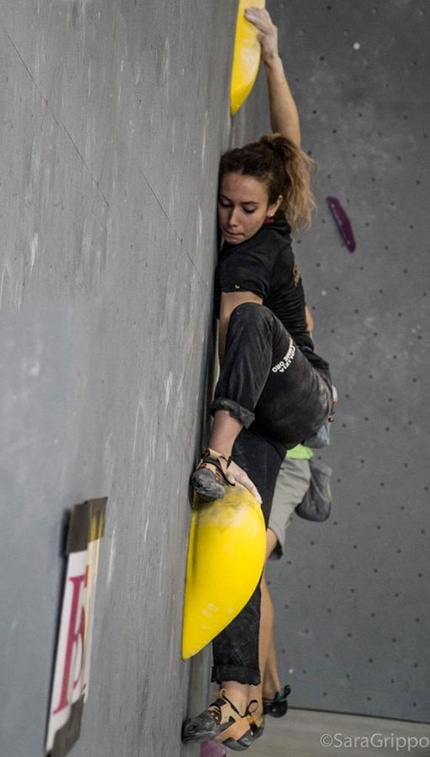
xmin=251 ymin=709 xmax=430 ymax=757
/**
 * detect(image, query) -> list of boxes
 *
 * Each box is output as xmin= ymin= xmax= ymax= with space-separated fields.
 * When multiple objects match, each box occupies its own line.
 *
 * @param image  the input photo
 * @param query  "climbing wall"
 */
xmin=0 ymin=2 xmax=234 ymax=756
xmin=255 ymin=0 xmax=430 ymax=723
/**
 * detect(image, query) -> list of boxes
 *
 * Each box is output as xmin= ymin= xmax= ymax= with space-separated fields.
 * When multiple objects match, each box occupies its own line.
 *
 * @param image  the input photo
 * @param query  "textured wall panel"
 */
xmin=0 ymin=2 xmax=234 ymax=756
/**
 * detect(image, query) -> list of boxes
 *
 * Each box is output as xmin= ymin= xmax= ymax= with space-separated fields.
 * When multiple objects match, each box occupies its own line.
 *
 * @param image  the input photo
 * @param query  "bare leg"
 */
xmin=207 ymin=410 xmax=243 ymax=459
xmin=247 ymin=576 xmax=275 ymax=721
xmin=262 ymin=529 xmax=282 ymax=700
xmin=261 ymin=579 xmax=281 ymax=700
xmin=248 ymin=529 xmax=281 ymax=720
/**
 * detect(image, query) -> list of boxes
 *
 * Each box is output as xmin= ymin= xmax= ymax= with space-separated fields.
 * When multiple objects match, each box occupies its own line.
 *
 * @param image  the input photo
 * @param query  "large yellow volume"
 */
xmin=182 ymin=484 xmax=266 ymax=660
xmin=230 ymin=0 xmax=266 ymax=116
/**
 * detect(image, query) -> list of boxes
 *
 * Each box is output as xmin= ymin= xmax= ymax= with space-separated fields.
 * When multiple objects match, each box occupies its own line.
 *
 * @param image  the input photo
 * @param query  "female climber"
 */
xmin=183 ymin=6 xmax=333 ymax=751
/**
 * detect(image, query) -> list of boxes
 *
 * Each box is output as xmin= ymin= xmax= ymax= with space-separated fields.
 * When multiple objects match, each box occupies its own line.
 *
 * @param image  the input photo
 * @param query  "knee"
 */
xmin=230 ymin=302 xmax=272 ymax=327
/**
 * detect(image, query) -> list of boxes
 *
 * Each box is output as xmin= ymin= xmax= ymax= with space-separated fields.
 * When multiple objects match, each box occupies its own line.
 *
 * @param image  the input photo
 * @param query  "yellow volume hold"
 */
xmin=182 ymin=484 xmax=265 ymax=660
xmin=230 ymin=0 xmax=266 ymax=116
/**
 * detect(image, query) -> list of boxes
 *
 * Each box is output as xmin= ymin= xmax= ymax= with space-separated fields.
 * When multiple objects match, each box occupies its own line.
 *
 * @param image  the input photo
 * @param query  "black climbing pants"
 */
xmin=210 ymin=303 xmax=332 ymax=685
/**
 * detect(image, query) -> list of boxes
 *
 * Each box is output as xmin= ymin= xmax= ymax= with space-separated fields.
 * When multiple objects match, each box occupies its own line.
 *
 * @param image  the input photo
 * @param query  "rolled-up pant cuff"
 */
xmin=211 ymin=665 xmax=261 ymax=686
xmin=210 ymin=398 xmax=255 ymax=429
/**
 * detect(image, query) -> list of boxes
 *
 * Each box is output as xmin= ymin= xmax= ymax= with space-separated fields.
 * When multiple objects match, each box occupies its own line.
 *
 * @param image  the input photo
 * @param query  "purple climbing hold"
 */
xmin=326 ymin=196 xmax=356 ymax=252
xmin=200 ymin=740 xmax=227 ymax=757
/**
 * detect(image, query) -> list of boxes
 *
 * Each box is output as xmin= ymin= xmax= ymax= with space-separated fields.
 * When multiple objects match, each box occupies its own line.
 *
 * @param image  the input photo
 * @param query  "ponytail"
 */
xmin=219 ymin=134 xmax=316 ymax=232
xmin=259 ymin=135 xmax=316 ymax=231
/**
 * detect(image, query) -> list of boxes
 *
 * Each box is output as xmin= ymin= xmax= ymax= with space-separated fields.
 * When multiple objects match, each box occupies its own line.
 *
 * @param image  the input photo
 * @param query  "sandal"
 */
xmin=191 ymin=448 xmax=234 ymax=501
xmin=182 ymin=691 xmax=254 ymax=751
xmin=262 ymin=684 xmax=291 ymax=718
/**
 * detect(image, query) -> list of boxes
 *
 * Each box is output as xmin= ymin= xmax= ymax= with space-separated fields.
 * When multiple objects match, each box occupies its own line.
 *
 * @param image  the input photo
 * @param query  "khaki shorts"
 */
xmin=268 ymin=456 xmax=311 ymax=560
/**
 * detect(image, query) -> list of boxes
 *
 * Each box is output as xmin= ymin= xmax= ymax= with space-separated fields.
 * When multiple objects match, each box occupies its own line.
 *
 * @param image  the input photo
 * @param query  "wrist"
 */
xmin=263 ymin=51 xmax=282 ymax=67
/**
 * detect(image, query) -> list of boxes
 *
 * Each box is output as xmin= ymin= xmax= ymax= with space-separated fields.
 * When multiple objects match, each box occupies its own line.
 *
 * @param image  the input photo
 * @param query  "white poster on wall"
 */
xmin=46 ymin=498 xmax=107 ymax=757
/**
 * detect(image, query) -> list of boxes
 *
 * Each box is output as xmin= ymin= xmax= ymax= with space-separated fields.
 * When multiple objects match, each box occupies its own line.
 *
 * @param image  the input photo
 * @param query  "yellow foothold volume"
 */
xmin=182 ymin=484 xmax=266 ymax=660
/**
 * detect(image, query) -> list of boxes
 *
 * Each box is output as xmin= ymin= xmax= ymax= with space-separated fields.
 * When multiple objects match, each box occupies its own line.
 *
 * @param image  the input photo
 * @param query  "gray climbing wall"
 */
xmin=251 ymin=0 xmax=430 ymax=724
xmin=0 ymin=2 xmax=235 ymax=756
